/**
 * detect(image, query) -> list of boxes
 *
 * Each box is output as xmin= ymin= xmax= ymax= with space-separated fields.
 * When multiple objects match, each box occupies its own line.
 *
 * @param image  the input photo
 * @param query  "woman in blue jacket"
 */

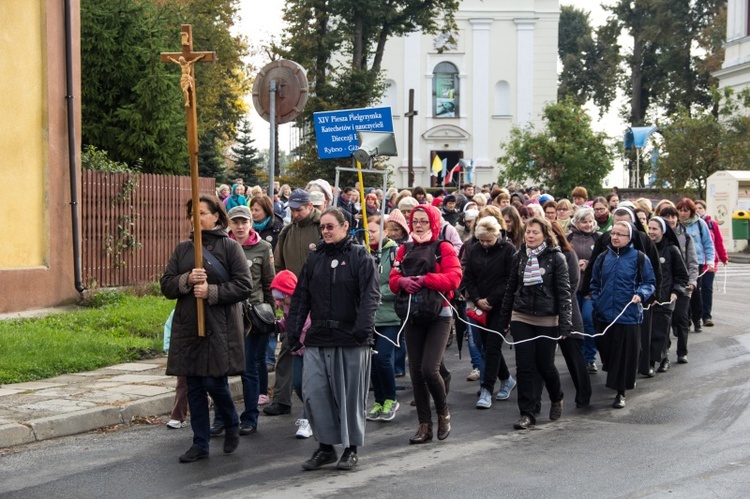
xmin=676 ymin=198 xmax=714 ymax=333
xmin=591 ymin=221 xmax=655 ymax=409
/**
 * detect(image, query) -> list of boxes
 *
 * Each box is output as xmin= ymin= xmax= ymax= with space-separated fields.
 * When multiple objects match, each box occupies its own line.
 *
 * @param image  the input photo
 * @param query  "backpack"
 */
xmin=393 ymin=240 xmax=446 ymax=323
xmin=595 ymin=247 xmax=646 ymax=287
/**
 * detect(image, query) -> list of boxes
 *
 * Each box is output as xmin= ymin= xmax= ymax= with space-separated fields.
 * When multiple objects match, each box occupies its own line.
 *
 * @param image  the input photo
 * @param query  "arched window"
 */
xmin=494 ymin=80 xmax=511 ymax=116
xmin=381 ymin=79 xmax=398 ymax=114
xmin=433 ymin=62 xmax=459 ymax=118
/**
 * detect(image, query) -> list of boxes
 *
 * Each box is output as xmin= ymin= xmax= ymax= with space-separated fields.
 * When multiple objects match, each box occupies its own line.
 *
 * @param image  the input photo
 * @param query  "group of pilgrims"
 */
xmin=161 ymin=179 xmax=724 ymax=469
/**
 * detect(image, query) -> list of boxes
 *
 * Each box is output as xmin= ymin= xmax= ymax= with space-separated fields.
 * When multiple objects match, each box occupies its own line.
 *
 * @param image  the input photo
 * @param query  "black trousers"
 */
xmin=638 ymin=308 xmax=653 ymax=375
xmin=405 ymin=316 xmax=451 ymax=424
xmin=558 ymin=336 xmax=591 ymax=407
xmin=671 ymin=294 xmax=691 ymax=357
xmin=511 ymin=321 xmax=562 ymax=422
xmin=689 ymin=271 xmax=704 ymax=329
xmin=649 ymin=305 xmax=673 ymax=364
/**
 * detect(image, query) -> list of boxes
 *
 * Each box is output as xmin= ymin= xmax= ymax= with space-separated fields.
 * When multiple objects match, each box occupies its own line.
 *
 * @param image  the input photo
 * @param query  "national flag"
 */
xmin=431 ymin=154 xmax=442 ymax=176
xmin=444 ymin=163 xmax=462 ymax=186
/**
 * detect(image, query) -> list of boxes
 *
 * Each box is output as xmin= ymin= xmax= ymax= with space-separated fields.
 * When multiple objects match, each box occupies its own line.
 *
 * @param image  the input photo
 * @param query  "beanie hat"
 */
xmin=386 ymin=209 xmax=410 ymax=235
xmin=270 ymin=270 xmax=297 ymax=296
xmin=464 ymin=209 xmax=479 ymax=222
xmin=398 ymin=196 xmax=419 ymax=212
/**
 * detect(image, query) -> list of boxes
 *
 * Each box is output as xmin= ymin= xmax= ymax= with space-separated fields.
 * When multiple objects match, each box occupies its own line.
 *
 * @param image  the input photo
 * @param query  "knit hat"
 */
xmin=464 ymin=209 xmax=479 ymax=222
xmin=398 ymin=196 xmax=419 ymax=212
xmin=271 ymin=270 xmax=297 ymax=296
xmin=442 ymin=194 xmax=456 ymax=206
xmin=386 ymin=209 xmax=410 ymax=235
xmin=306 ymin=179 xmax=333 ymax=201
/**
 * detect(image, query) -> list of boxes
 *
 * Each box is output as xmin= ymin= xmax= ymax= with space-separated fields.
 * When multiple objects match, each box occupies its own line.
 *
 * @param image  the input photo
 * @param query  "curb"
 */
xmin=0 ymin=377 xmax=245 ymax=449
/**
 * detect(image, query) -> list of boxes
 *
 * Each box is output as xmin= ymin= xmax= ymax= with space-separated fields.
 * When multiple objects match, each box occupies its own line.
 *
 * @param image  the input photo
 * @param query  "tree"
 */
xmin=80 ymin=0 xmax=250 ymax=175
xmin=198 ymin=129 xmax=230 ymax=184
xmin=230 ymin=120 xmax=263 ymax=186
xmin=497 ymin=100 xmax=614 ymax=199
xmin=655 ymin=89 xmax=750 ymax=198
xmin=276 ymin=0 xmax=460 ymax=185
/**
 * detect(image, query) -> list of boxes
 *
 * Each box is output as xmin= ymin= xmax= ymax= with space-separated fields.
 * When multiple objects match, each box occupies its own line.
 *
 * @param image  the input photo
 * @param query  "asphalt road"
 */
xmin=1 ymin=264 xmax=749 ymax=498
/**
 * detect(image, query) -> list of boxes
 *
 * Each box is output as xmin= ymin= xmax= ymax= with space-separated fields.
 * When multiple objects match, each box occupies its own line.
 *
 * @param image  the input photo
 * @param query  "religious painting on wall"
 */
xmin=433 ymin=62 xmax=459 ymax=118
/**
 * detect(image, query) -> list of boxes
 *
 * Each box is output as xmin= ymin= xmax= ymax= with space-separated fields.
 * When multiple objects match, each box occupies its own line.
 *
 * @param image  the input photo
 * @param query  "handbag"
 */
xmin=243 ymin=301 xmax=276 ymax=335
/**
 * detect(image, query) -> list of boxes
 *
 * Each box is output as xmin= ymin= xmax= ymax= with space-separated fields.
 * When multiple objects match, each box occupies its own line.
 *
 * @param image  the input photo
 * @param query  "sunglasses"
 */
xmin=321 ymin=223 xmax=342 ymax=232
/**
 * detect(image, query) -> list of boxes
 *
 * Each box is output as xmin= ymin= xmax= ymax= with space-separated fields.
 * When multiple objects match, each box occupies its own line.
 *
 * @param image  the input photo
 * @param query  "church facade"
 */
xmin=377 ymin=0 xmax=559 ymax=188
xmin=715 ymin=0 xmax=750 ymax=95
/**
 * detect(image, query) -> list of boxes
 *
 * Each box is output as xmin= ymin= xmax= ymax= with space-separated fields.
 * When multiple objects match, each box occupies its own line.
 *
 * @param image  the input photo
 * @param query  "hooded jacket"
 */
xmin=388 ymin=205 xmax=462 ymax=303
xmin=161 ymin=228 xmax=252 ymax=377
xmin=224 ymin=184 xmax=248 ymax=211
xmin=230 ymin=231 xmax=275 ymax=306
xmin=683 ymin=216 xmax=715 ymax=266
xmin=590 ymin=242 xmax=656 ymax=325
xmin=374 ymin=239 xmax=401 ymax=326
xmin=288 ymin=236 xmax=380 ymax=347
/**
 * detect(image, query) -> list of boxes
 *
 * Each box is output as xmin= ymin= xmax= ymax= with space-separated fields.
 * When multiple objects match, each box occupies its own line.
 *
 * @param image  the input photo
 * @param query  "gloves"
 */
xmin=289 ymin=340 xmax=303 ymax=353
xmin=399 ymin=276 xmax=424 ymax=294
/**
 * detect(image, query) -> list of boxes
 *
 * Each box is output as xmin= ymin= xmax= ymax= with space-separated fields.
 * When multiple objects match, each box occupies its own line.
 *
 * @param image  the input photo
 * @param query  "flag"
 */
xmin=442 ymin=158 xmax=447 ymax=178
xmin=431 ymin=154 xmax=442 ymax=176
xmin=445 ymin=163 xmax=462 ymax=186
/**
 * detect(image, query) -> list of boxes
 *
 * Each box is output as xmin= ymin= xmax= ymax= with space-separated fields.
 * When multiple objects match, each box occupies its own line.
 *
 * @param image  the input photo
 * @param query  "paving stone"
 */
xmin=0 ymin=388 xmax=23 ymax=397
xmin=20 ymin=399 xmax=98 ymax=414
xmin=108 ymin=374 xmax=167 ymax=383
xmin=6 ymin=382 xmax=64 ymax=391
xmin=31 ymin=407 xmax=122 ymax=441
xmin=106 ymin=363 xmax=161 ymax=372
xmin=0 ymin=423 xmax=35 ymax=448
xmin=103 ymin=385 xmax=173 ymax=397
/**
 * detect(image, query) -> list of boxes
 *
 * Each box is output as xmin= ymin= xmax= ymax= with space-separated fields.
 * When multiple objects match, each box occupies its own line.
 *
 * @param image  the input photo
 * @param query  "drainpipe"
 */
xmin=64 ymin=0 xmax=85 ymax=293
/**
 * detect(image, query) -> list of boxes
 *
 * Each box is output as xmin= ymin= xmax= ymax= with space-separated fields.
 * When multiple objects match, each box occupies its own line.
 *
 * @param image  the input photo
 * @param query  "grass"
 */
xmin=0 ymin=289 xmax=174 ymax=384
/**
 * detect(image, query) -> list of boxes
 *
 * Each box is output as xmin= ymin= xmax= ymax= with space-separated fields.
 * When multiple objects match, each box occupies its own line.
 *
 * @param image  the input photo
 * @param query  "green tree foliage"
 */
xmin=80 ymin=0 xmax=249 ymax=176
xmin=656 ymin=89 xmax=750 ymax=198
xmin=276 ymin=0 xmax=460 ymax=185
xmin=558 ymin=6 xmax=620 ymax=111
xmin=81 ymin=0 xmax=188 ymax=174
xmin=230 ymin=119 xmax=263 ymax=186
xmin=197 ymin=130 xmax=230 ymax=184
xmin=559 ymin=1 xmax=726 ymax=125
xmin=498 ymin=100 xmax=614 ymax=198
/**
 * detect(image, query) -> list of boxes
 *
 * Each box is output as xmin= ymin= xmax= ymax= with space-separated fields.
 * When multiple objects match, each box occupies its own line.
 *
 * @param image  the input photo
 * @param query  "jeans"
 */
xmin=214 ymin=332 xmax=268 ymax=429
xmin=467 ymin=326 xmax=482 ymax=370
xmin=577 ymin=293 xmax=598 ymax=364
xmin=701 ymin=269 xmax=715 ymax=320
xmin=478 ymin=312 xmax=510 ymax=393
xmin=266 ymin=333 xmax=278 ymax=366
xmin=371 ymin=326 xmax=399 ymax=403
xmin=292 ymin=354 xmax=306 ymax=418
xmin=187 ymin=376 xmax=238 ymax=452
xmin=394 ymin=327 xmax=407 ymax=376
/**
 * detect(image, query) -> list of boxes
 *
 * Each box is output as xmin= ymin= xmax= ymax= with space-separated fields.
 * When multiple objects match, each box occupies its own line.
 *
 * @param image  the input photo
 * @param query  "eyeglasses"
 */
xmin=320 ymin=223 xmax=342 ymax=232
xmin=594 ymin=207 xmax=609 ymax=213
xmin=412 ymin=219 xmax=430 ymax=226
xmin=610 ymin=232 xmax=630 ymax=238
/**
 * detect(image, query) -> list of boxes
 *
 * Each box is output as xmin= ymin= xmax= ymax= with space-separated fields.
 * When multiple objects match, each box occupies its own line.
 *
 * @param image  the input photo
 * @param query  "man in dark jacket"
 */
xmin=264 ymin=189 xmax=322 ymax=417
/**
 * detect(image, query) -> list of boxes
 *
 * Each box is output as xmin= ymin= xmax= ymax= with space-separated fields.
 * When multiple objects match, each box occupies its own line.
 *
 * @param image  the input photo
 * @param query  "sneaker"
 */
xmin=514 ymin=415 xmax=534 ymax=430
xmin=704 ymin=318 xmax=714 ymax=327
xmin=496 ymin=375 xmax=517 ymax=400
xmin=239 ymin=424 xmax=257 ymax=436
xmin=366 ymin=403 xmax=383 ymax=421
xmin=295 ymin=418 xmax=313 ymax=439
xmin=613 ymin=394 xmax=626 ymax=409
xmin=677 ymin=355 xmax=688 ymax=364
xmin=179 ymin=446 xmax=208 ymax=463
xmin=466 ymin=368 xmax=480 ymax=381
xmin=209 ymin=422 xmax=224 ymax=436
xmin=258 ymin=394 xmax=270 ymax=406
xmin=166 ymin=419 xmax=187 ymax=429
xmin=586 ymin=362 xmax=598 ymax=374
xmin=657 ymin=358 xmax=670 ymax=373
xmin=380 ymin=399 xmax=400 ymax=421
xmin=336 ymin=449 xmax=358 ymax=470
xmin=476 ymin=388 xmax=492 ymax=409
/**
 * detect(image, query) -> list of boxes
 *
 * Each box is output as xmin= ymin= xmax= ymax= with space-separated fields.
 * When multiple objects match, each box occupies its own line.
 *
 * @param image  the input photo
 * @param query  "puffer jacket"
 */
xmin=499 ymin=244 xmax=573 ymax=335
xmin=590 ymin=243 xmax=656 ymax=325
xmin=161 ymin=228 xmax=253 ymax=377
xmin=461 ymin=237 xmax=516 ymax=314
xmin=288 ymin=236 xmax=380 ymax=347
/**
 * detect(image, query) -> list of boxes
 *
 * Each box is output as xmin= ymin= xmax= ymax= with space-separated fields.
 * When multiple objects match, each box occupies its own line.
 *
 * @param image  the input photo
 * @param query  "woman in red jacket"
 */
xmin=389 ymin=205 xmax=462 ymax=445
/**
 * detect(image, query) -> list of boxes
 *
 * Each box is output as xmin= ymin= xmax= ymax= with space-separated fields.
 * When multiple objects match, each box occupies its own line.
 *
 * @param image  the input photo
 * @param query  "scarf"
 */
xmin=229 ymin=230 xmax=260 ymax=246
xmin=523 ymin=242 xmax=547 ymax=286
xmin=253 ymin=216 xmax=272 ymax=232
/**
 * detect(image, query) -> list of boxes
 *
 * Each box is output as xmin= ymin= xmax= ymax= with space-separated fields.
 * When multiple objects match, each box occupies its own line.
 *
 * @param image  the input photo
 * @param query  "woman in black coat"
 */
xmin=161 ymin=195 xmax=253 ymax=463
xmin=250 ymin=195 xmax=285 ymax=250
xmin=499 ymin=217 xmax=573 ymax=430
xmin=647 ymin=217 xmax=690 ymax=373
xmin=461 ymin=216 xmax=517 ymax=409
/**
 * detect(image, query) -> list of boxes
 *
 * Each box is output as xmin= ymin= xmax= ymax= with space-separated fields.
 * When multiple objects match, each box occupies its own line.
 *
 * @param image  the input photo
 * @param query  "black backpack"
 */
xmin=393 ymin=240 xmax=446 ymax=323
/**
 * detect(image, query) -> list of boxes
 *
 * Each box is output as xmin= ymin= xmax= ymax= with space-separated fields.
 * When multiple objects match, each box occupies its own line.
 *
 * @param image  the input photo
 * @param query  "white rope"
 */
xmin=373 ymin=294 xmax=410 ymax=349
xmin=723 ymin=264 xmax=727 ymax=295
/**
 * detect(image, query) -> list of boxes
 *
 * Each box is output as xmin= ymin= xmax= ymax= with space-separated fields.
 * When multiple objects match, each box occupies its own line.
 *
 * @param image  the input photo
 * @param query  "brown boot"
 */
xmin=409 ymin=423 xmax=433 ymax=444
xmin=437 ymin=412 xmax=451 ymax=440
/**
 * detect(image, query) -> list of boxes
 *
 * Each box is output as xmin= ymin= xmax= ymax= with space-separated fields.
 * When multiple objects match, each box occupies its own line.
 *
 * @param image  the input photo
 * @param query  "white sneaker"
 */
xmin=295 ymin=418 xmax=313 ymax=439
xmin=466 ymin=368 xmax=480 ymax=381
xmin=166 ymin=419 xmax=187 ymax=429
xmin=476 ymin=388 xmax=492 ymax=409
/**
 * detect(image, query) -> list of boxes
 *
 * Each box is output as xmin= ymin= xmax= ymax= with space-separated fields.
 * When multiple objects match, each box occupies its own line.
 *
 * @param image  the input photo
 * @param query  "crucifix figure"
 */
xmin=161 ymin=25 xmax=216 ymax=336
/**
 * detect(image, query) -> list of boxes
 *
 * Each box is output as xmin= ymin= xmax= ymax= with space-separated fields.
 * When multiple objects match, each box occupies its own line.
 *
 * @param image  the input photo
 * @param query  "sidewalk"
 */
xmin=0 ymin=357 xmax=243 ymax=450
xmin=728 ymin=252 xmax=750 ymax=264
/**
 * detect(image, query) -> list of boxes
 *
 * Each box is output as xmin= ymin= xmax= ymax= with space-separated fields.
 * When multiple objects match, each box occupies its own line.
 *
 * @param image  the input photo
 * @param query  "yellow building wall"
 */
xmin=0 ymin=0 xmax=48 ymax=268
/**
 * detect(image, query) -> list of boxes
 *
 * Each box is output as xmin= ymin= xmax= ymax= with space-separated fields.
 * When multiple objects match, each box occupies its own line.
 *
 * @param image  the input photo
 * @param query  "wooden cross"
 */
xmin=404 ymin=89 xmax=418 ymax=188
xmin=161 ymin=25 xmax=216 ymax=337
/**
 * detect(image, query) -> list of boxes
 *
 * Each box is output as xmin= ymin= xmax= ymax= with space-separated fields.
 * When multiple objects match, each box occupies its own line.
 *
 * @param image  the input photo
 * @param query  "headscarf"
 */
xmin=409 ymin=205 xmax=441 ymax=244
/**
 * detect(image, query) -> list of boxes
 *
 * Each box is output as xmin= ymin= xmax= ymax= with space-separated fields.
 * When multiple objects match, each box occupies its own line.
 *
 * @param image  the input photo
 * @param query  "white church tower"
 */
xmin=378 ymin=0 xmax=560 ymax=188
